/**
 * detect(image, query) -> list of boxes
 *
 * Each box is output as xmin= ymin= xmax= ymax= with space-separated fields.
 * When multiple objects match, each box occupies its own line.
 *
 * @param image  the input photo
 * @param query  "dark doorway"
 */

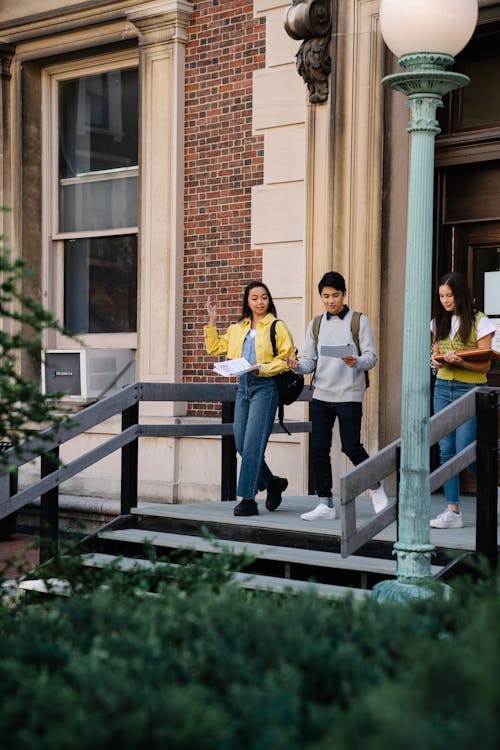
xmin=434 ymin=16 xmax=500 ymax=388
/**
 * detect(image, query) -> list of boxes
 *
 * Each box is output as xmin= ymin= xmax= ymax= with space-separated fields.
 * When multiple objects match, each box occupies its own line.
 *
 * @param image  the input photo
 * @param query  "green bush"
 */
xmin=0 ymin=558 xmax=498 ymax=749
xmin=0 ymin=235 xmax=74 ymax=469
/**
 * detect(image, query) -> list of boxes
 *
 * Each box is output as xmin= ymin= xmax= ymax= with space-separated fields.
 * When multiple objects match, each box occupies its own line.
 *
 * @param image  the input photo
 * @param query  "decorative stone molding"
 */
xmin=127 ymin=0 xmax=193 ymax=44
xmin=284 ymin=0 xmax=332 ymax=103
xmin=0 ymin=43 xmax=14 ymax=242
xmin=0 ymin=44 xmax=15 ymax=80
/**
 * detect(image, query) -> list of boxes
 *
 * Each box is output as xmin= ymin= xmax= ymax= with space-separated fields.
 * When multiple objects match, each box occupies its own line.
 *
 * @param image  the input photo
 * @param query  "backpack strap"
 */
xmin=310 ymin=315 xmax=323 ymax=388
xmin=270 ymin=319 xmax=278 ymax=357
xmin=351 ymin=311 xmax=361 ymax=354
xmin=270 ymin=319 xmax=288 ymax=433
xmin=312 ymin=314 xmax=322 ymax=343
xmin=351 ymin=311 xmax=369 ymax=388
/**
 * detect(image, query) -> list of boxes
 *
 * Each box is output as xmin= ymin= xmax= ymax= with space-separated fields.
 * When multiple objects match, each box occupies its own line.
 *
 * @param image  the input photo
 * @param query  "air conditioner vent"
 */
xmin=42 ymin=349 xmax=135 ymax=402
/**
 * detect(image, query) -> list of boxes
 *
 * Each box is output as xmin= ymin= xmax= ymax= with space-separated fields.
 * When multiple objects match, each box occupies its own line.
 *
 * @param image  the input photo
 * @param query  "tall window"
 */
xmin=45 ymin=57 xmax=138 ymax=345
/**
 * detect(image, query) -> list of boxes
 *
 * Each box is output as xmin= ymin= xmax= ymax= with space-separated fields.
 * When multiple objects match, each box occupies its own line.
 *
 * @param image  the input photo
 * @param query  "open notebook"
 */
xmin=434 ymin=348 xmax=500 ymax=364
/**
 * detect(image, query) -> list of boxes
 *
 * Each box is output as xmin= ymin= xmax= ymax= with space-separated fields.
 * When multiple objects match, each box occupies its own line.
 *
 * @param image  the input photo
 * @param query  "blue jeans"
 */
xmin=233 ymin=372 xmax=278 ymax=499
xmin=310 ymin=399 xmax=369 ymax=498
xmin=433 ymin=379 xmax=477 ymax=505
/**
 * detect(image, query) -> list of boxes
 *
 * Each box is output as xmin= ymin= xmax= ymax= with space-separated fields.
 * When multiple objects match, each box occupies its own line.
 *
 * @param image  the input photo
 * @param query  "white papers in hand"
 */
xmin=213 ymin=357 xmax=258 ymax=377
xmin=320 ymin=343 xmax=357 ymax=358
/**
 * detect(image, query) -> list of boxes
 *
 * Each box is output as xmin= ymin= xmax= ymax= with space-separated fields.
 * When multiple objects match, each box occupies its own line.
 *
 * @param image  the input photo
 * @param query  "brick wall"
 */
xmin=183 ymin=0 xmax=266 ymax=413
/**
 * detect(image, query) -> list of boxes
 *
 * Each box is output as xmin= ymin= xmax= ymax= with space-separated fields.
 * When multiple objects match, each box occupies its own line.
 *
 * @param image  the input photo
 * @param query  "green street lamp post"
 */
xmin=372 ymin=0 xmax=479 ymax=602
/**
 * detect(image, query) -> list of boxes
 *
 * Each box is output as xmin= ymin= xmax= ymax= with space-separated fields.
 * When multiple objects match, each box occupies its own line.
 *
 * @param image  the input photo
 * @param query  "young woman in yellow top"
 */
xmin=430 ymin=272 xmax=495 ymax=529
xmin=205 ymin=281 xmax=295 ymax=516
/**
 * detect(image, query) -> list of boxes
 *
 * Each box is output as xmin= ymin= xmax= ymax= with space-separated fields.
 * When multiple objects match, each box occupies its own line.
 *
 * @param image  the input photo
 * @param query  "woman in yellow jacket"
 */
xmin=205 ymin=281 xmax=295 ymax=516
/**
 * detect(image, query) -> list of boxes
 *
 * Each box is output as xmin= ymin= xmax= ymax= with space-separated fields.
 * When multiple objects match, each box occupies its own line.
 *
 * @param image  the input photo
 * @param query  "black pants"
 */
xmin=310 ymin=398 xmax=369 ymax=498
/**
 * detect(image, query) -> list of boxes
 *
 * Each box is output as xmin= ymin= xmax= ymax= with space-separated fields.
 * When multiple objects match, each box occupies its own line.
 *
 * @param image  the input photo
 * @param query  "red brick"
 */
xmin=184 ymin=1 xmax=265 ymax=412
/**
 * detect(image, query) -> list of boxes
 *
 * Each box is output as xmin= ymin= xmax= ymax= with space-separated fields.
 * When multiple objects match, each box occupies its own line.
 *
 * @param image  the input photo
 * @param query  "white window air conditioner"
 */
xmin=42 ymin=349 xmax=136 ymax=402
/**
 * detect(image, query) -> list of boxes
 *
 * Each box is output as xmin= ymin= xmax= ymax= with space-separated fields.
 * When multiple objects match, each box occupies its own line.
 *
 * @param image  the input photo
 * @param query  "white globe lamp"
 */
xmin=379 ymin=0 xmax=478 ymax=60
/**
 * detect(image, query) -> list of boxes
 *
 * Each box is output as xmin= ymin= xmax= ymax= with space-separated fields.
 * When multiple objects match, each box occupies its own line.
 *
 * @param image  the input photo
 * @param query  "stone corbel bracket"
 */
xmin=284 ymin=0 xmax=332 ymax=104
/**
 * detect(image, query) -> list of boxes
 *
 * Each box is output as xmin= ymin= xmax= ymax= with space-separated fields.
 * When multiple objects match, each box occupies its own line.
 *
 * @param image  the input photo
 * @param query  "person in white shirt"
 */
xmin=287 ymin=272 xmax=388 ymax=521
xmin=430 ymin=271 xmax=496 ymax=529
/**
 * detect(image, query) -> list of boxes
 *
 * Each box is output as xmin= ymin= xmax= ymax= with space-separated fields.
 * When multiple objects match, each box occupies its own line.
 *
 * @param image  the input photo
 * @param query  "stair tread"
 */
xmin=97 ymin=528 xmax=442 ymax=576
xmin=131 ymin=498 xmax=491 ymax=553
xmin=82 ymin=553 xmax=171 ymax=571
xmin=18 ymin=578 xmax=72 ymax=595
xmin=81 ymin=552 xmax=369 ymax=599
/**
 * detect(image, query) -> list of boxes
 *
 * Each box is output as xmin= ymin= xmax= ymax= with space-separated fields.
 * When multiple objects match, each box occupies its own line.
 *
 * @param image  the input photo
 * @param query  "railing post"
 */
xmin=40 ymin=447 xmax=60 ymax=563
xmin=395 ymin=444 xmax=401 ymax=542
xmin=308 ymin=399 xmax=315 ymax=495
xmin=0 ymin=442 xmax=19 ymax=540
xmin=121 ymin=401 xmax=139 ymax=515
xmin=475 ymin=387 xmax=498 ymax=569
xmin=221 ymin=401 xmax=236 ymax=501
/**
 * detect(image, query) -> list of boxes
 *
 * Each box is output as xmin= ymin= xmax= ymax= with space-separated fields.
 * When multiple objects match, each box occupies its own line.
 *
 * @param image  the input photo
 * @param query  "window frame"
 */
xmin=435 ymin=22 xmax=500 ymax=167
xmin=42 ymin=49 xmax=139 ymax=350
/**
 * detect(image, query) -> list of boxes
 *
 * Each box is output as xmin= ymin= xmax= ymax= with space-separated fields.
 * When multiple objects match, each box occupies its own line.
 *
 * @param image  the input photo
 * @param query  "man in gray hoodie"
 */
xmin=287 ymin=271 xmax=388 ymax=521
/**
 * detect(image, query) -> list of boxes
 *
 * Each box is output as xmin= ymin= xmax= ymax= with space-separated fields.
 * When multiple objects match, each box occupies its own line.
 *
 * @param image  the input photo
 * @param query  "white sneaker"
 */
xmin=300 ymin=502 xmax=336 ymax=521
xmin=369 ymin=484 xmax=388 ymax=513
xmin=430 ymin=507 xmax=464 ymax=529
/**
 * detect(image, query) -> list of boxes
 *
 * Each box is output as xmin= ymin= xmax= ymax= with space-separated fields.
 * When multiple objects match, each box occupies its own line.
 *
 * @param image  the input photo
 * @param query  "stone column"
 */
xmin=0 ymin=44 xmax=14 ymax=242
xmin=127 ymin=1 xmax=193 ymax=395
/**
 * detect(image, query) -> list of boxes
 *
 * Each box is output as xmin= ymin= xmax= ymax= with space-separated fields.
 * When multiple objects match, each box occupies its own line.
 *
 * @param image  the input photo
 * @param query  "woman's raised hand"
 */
xmin=207 ymin=296 xmax=217 ymax=325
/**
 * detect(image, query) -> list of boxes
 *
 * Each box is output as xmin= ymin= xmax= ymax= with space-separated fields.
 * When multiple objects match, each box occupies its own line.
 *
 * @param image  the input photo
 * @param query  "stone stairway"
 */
xmin=16 ymin=495 xmax=450 ymax=600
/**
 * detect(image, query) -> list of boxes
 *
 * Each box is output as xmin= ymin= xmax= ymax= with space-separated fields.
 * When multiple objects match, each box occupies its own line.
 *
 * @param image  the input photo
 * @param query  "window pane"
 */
xmin=60 ymin=172 xmax=138 ymax=232
xmin=64 ymin=235 xmax=137 ymax=334
xmin=59 ymin=68 xmax=138 ymax=232
xmin=443 ymin=162 xmax=500 ymax=224
xmin=460 ymin=56 xmax=500 ymax=130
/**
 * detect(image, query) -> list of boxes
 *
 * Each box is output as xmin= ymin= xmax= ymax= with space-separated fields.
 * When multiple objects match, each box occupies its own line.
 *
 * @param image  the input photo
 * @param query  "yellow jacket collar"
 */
xmin=242 ymin=313 xmax=274 ymax=327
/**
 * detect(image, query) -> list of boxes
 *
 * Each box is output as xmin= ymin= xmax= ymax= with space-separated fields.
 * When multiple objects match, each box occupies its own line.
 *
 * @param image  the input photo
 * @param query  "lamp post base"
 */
xmin=372 ymin=578 xmax=452 ymax=604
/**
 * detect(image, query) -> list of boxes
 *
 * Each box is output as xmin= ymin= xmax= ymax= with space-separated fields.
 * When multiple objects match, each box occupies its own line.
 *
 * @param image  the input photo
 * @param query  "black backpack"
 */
xmin=270 ymin=319 xmax=304 ymax=435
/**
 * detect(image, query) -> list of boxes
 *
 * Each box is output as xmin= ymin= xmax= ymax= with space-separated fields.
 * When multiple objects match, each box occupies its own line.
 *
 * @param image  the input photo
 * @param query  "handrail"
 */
xmin=3 ymin=426 xmax=139 ymax=517
xmin=3 ymin=383 xmax=141 ymax=470
xmin=340 ymin=386 xmax=499 ymax=559
xmin=0 ymin=382 xmax=313 ymax=560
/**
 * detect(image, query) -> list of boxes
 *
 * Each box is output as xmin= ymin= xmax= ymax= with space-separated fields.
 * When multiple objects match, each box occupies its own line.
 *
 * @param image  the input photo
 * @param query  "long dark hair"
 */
xmin=240 ymin=281 xmax=277 ymax=320
xmin=432 ymin=271 xmax=475 ymax=344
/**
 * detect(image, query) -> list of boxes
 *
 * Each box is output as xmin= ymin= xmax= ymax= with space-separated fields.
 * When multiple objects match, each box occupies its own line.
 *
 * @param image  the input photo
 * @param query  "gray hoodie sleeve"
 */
xmin=292 ymin=319 xmax=317 ymax=375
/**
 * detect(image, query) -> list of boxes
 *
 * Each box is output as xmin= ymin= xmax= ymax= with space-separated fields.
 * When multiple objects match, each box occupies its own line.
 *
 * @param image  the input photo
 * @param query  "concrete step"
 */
xmin=18 ymin=578 xmax=72 ymax=596
xmin=17 ymin=553 xmax=370 ymax=600
xmin=97 ymin=528 xmax=443 ymax=577
xmin=81 ymin=552 xmax=370 ymax=599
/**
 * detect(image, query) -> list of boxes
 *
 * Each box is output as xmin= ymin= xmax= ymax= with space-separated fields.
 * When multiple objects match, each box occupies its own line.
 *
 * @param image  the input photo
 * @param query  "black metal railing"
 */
xmin=0 ymin=382 xmax=313 ymax=561
xmin=1 ymin=382 xmax=496 ymax=568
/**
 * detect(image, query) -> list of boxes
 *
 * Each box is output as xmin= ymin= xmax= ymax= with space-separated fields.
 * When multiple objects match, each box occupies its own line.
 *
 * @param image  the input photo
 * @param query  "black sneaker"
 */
xmin=234 ymin=498 xmax=259 ymax=516
xmin=265 ymin=477 xmax=288 ymax=511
